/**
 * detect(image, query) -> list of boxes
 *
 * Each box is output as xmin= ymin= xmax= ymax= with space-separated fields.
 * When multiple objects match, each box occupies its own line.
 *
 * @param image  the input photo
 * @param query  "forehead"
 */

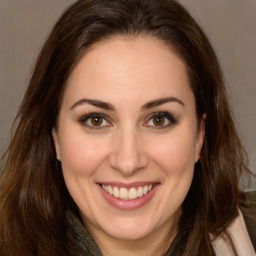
xmin=63 ymin=36 xmax=194 ymax=109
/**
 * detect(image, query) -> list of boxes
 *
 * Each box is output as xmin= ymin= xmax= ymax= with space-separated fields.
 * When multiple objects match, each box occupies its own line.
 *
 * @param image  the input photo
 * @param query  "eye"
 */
xmin=79 ymin=113 xmax=111 ymax=129
xmin=145 ymin=112 xmax=177 ymax=129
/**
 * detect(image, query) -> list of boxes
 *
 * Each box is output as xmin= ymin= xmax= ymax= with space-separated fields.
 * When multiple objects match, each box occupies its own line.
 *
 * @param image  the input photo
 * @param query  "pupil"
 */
xmin=153 ymin=116 xmax=164 ymax=126
xmin=91 ymin=117 xmax=103 ymax=126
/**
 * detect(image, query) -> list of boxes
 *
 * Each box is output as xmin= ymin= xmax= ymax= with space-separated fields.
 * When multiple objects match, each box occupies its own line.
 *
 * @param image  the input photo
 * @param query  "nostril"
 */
xmin=108 ymin=131 xmax=149 ymax=174
xmin=108 ymin=150 xmax=149 ymax=175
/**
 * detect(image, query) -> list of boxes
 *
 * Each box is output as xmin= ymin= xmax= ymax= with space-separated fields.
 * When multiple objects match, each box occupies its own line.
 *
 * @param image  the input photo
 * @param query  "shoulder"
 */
xmin=211 ymin=209 xmax=255 ymax=256
xmin=243 ymin=190 xmax=256 ymax=249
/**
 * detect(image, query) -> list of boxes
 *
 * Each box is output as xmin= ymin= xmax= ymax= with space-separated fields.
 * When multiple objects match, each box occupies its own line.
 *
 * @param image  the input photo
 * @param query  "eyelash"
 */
xmin=144 ymin=112 xmax=177 ymax=129
xmin=78 ymin=112 xmax=177 ymax=129
xmin=78 ymin=113 xmax=111 ymax=129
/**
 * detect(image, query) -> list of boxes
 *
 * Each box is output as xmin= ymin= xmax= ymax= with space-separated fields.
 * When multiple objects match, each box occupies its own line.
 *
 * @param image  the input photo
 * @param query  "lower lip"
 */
xmin=98 ymin=184 xmax=159 ymax=210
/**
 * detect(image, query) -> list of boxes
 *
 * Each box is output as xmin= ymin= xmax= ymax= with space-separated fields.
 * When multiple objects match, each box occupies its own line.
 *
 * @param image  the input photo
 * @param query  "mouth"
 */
xmin=98 ymin=182 xmax=159 ymax=210
xmin=101 ymin=184 xmax=155 ymax=200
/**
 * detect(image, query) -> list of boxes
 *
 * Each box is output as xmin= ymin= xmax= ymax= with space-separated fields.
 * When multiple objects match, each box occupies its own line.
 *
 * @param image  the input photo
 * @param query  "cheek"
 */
xmin=58 ymin=129 xmax=110 ymax=176
xmin=150 ymin=131 xmax=196 ymax=209
xmin=149 ymin=131 xmax=197 ymax=174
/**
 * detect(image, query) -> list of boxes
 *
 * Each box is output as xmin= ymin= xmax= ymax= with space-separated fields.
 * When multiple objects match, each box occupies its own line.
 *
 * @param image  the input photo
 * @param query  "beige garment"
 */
xmin=212 ymin=210 xmax=255 ymax=256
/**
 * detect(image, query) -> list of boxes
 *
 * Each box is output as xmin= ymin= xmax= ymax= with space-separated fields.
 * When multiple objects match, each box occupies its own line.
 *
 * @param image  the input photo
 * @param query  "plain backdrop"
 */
xmin=0 ymin=0 xmax=255 ymax=189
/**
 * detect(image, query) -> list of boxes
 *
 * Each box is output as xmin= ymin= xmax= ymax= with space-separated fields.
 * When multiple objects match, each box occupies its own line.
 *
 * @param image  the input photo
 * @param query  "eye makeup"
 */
xmin=144 ymin=112 xmax=177 ymax=129
xmin=78 ymin=113 xmax=112 ymax=129
xmin=77 ymin=110 xmax=177 ymax=131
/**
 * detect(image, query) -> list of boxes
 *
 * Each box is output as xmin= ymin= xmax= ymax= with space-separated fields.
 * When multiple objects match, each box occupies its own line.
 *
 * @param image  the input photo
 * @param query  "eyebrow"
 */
xmin=70 ymin=99 xmax=115 ymax=111
xmin=141 ymin=97 xmax=185 ymax=110
xmin=70 ymin=96 xmax=184 ymax=111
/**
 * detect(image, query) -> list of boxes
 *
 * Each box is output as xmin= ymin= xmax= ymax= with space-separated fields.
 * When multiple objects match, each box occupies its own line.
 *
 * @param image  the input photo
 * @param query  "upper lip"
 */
xmin=97 ymin=181 xmax=159 ymax=189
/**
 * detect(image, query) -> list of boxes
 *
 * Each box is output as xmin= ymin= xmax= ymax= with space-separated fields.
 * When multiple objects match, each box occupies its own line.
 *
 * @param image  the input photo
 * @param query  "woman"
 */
xmin=0 ymin=0 xmax=255 ymax=255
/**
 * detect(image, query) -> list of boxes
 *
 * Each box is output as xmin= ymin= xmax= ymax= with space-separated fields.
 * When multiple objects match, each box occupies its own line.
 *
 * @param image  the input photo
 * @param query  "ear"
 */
xmin=52 ymin=127 xmax=61 ymax=161
xmin=195 ymin=114 xmax=206 ymax=163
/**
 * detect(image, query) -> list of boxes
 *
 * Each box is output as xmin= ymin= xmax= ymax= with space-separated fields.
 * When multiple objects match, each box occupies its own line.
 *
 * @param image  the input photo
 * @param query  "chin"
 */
xmin=104 ymin=224 xmax=153 ymax=241
xmin=93 ymin=213 xmax=155 ymax=241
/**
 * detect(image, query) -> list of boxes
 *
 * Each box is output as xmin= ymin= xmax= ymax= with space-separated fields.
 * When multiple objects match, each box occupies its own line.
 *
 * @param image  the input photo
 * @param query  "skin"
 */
xmin=52 ymin=36 xmax=205 ymax=256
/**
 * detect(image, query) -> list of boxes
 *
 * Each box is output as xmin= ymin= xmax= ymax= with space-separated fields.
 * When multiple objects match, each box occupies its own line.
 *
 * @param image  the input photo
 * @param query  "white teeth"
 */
xmin=108 ymin=185 xmax=113 ymax=195
xmin=128 ymin=188 xmax=137 ymax=199
xmin=119 ymin=187 xmax=128 ymax=199
xmin=137 ymin=186 xmax=143 ymax=197
xmin=101 ymin=184 xmax=154 ymax=200
xmin=143 ymin=185 xmax=148 ymax=195
xmin=113 ymin=186 xmax=119 ymax=198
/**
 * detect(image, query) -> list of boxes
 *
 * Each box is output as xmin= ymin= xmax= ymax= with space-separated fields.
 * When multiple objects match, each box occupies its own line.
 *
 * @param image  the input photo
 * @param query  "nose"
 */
xmin=108 ymin=128 xmax=149 ymax=176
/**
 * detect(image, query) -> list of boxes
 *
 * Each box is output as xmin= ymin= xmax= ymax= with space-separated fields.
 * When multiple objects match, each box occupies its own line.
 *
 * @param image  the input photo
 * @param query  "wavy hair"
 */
xmin=0 ymin=0 xmax=252 ymax=255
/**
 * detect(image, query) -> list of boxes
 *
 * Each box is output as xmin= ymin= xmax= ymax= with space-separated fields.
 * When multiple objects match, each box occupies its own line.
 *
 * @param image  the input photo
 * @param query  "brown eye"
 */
xmin=153 ymin=116 xmax=165 ymax=126
xmin=145 ymin=112 xmax=177 ymax=129
xmin=91 ymin=116 xmax=103 ymax=126
xmin=79 ymin=113 xmax=111 ymax=129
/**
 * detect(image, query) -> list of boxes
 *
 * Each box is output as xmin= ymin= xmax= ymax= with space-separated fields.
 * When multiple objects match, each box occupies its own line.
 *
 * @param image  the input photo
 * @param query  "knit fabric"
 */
xmin=66 ymin=211 xmax=102 ymax=256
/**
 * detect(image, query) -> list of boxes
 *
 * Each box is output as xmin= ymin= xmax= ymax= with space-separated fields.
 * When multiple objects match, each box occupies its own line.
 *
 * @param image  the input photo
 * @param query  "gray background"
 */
xmin=0 ymin=0 xmax=255 ymax=190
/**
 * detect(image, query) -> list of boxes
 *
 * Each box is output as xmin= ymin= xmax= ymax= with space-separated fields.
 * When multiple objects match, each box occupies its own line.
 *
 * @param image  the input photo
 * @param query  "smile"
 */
xmin=101 ymin=184 xmax=154 ymax=200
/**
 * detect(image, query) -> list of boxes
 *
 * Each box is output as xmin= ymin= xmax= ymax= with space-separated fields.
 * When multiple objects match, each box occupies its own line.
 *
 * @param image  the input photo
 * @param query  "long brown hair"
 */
xmin=0 ymin=0 xmax=252 ymax=255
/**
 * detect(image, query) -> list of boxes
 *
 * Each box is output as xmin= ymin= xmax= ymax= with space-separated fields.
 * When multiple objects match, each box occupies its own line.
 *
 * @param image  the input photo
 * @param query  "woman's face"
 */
xmin=52 ymin=36 xmax=204 ymax=243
